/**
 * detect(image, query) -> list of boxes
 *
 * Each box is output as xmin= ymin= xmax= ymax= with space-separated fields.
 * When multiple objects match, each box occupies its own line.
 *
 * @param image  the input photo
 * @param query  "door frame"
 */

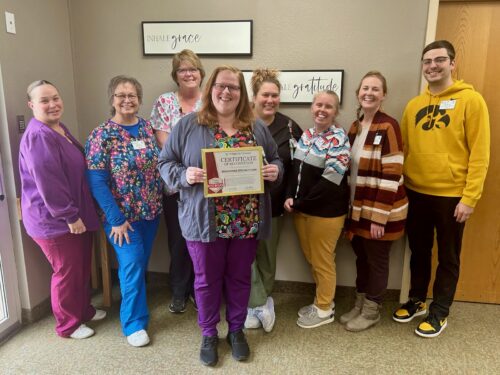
xmin=399 ymin=0 xmax=440 ymax=303
xmin=0 ymin=62 xmax=22 ymax=342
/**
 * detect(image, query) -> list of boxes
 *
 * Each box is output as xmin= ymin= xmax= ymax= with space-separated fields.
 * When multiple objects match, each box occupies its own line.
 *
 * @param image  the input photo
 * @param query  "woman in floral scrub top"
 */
xmin=150 ymin=49 xmax=204 ymax=314
xmin=85 ymin=75 xmax=162 ymax=347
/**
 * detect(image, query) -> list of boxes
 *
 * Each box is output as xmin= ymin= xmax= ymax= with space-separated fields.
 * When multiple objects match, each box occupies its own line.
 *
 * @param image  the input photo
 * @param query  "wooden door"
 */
xmin=428 ymin=1 xmax=500 ymax=303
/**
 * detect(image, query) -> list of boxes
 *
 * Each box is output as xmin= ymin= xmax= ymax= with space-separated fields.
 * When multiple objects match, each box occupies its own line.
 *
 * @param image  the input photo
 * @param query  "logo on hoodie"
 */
xmin=415 ymin=105 xmax=450 ymax=130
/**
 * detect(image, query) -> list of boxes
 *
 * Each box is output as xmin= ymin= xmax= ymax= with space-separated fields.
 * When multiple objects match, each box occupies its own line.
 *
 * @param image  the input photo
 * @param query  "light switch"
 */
xmin=5 ymin=11 xmax=16 ymax=34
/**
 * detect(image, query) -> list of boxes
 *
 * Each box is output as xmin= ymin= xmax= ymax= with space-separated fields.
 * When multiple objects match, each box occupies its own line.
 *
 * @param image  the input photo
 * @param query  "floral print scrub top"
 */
xmin=213 ymin=127 xmax=260 ymax=239
xmin=150 ymin=91 xmax=202 ymax=134
xmin=85 ymin=118 xmax=163 ymax=223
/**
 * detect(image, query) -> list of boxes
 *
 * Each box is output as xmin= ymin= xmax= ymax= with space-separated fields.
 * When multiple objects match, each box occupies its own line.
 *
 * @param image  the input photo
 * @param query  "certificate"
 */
xmin=201 ymin=146 xmax=264 ymax=197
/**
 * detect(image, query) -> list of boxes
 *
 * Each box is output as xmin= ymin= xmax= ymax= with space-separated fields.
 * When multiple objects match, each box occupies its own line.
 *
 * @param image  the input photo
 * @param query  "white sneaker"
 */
xmin=255 ymin=296 xmax=276 ymax=333
xmin=244 ymin=308 xmax=261 ymax=329
xmin=91 ymin=309 xmax=107 ymax=321
xmin=127 ymin=329 xmax=150 ymax=347
xmin=70 ymin=324 xmax=95 ymax=339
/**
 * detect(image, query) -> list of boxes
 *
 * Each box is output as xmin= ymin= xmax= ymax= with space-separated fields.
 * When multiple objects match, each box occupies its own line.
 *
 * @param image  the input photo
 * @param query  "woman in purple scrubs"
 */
xmin=19 ymin=80 xmax=105 ymax=339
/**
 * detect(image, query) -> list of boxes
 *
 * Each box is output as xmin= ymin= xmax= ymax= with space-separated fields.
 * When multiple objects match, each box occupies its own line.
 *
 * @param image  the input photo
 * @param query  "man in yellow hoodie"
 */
xmin=392 ymin=40 xmax=490 ymax=337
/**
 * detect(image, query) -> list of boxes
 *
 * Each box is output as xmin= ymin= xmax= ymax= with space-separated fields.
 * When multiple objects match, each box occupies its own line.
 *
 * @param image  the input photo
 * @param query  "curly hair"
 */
xmin=250 ymin=68 xmax=281 ymax=97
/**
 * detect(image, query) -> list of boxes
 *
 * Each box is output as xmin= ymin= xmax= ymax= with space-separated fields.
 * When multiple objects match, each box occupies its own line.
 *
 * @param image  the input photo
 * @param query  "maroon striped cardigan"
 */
xmin=346 ymin=111 xmax=408 ymax=241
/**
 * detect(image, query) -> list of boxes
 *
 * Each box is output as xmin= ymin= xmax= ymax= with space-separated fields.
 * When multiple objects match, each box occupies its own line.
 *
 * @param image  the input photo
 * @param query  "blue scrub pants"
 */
xmin=104 ymin=217 xmax=160 ymax=336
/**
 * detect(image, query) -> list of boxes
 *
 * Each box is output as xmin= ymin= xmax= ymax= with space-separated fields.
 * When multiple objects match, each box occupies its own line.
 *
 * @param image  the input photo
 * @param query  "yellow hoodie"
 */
xmin=401 ymin=80 xmax=490 ymax=207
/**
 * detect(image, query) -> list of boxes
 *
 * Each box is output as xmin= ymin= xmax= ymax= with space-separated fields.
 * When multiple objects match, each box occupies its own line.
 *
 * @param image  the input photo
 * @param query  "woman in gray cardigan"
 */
xmin=158 ymin=65 xmax=282 ymax=367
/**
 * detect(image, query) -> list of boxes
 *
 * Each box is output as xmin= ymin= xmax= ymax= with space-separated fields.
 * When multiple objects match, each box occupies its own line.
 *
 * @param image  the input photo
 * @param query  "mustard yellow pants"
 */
xmin=294 ymin=212 xmax=346 ymax=310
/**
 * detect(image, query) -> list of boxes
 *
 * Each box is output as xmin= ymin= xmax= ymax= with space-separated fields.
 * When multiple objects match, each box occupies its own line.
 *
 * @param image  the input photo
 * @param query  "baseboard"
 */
xmin=21 ymin=297 xmax=51 ymax=324
xmin=146 ymin=271 xmax=401 ymax=301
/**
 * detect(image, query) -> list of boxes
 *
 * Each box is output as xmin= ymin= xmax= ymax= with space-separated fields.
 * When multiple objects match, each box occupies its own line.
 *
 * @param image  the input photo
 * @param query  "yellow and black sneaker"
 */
xmin=392 ymin=299 xmax=427 ymax=323
xmin=415 ymin=315 xmax=447 ymax=338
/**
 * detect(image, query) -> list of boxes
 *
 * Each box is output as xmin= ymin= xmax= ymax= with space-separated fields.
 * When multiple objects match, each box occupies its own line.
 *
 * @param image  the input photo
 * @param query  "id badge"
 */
xmin=132 ymin=140 xmax=146 ymax=150
xmin=373 ymin=134 xmax=382 ymax=145
xmin=439 ymin=100 xmax=456 ymax=110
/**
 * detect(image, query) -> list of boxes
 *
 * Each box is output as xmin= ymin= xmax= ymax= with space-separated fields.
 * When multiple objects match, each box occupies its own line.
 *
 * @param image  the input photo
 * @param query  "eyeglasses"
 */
xmin=114 ymin=93 xmax=138 ymax=101
xmin=422 ymin=56 xmax=450 ymax=66
xmin=177 ymin=68 xmax=198 ymax=75
xmin=213 ymin=83 xmax=241 ymax=93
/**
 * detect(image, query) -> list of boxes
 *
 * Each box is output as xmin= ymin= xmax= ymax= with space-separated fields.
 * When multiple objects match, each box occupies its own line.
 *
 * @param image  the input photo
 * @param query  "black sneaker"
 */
xmin=168 ymin=297 xmax=187 ymax=313
xmin=226 ymin=329 xmax=249 ymax=361
xmin=200 ymin=335 xmax=218 ymax=366
xmin=415 ymin=315 xmax=447 ymax=338
xmin=392 ymin=299 xmax=427 ymax=323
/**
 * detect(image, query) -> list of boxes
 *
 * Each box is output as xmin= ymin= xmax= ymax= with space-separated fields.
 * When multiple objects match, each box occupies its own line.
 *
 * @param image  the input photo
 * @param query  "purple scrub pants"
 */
xmin=186 ymin=237 xmax=257 ymax=337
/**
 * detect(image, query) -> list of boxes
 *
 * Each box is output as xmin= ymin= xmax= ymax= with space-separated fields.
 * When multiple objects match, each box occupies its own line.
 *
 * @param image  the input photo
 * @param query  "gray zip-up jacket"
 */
xmin=158 ymin=112 xmax=283 ymax=242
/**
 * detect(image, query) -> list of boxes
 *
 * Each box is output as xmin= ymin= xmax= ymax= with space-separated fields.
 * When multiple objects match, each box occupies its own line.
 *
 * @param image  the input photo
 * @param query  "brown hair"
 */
xmin=250 ymin=68 xmax=281 ymax=97
xmin=422 ymin=40 xmax=455 ymax=61
xmin=107 ymin=75 xmax=143 ymax=115
xmin=171 ymin=49 xmax=205 ymax=86
xmin=27 ymin=80 xmax=57 ymax=100
xmin=355 ymin=70 xmax=387 ymax=128
xmin=197 ymin=65 xmax=254 ymax=130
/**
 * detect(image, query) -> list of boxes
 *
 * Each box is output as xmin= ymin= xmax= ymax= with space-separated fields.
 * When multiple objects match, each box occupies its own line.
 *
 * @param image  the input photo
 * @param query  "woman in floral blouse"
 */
xmin=85 ymin=75 xmax=163 ymax=347
xmin=158 ymin=66 xmax=282 ymax=366
xmin=150 ymin=49 xmax=205 ymax=314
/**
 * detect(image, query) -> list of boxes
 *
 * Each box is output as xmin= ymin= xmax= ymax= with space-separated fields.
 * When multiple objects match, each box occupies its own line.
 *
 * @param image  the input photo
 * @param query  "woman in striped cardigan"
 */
xmin=342 ymin=71 xmax=408 ymax=332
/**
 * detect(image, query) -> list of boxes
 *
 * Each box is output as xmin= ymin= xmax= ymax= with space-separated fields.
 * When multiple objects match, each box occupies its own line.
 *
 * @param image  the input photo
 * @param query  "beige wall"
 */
xmin=0 ymin=0 xmax=77 ymax=308
xmin=68 ymin=0 xmax=429 ymax=288
xmin=1 ymin=0 xmax=430 ymax=310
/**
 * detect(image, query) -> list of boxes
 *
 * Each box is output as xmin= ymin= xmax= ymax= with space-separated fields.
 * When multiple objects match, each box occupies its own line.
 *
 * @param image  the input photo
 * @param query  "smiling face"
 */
xmin=28 ymin=84 xmax=64 ymax=126
xmin=357 ymin=76 xmax=386 ymax=113
xmin=311 ymin=92 xmax=338 ymax=131
xmin=112 ymin=82 xmax=139 ymax=120
xmin=422 ymin=47 xmax=455 ymax=88
xmin=254 ymin=82 xmax=280 ymax=122
xmin=176 ymin=60 xmax=202 ymax=91
xmin=211 ymin=70 xmax=241 ymax=118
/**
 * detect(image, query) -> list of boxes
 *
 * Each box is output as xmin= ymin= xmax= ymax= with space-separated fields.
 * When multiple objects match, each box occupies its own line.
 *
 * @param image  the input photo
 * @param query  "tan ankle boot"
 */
xmin=345 ymin=298 xmax=381 ymax=332
xmin=339 ymin=292 xmax=365 ymax=324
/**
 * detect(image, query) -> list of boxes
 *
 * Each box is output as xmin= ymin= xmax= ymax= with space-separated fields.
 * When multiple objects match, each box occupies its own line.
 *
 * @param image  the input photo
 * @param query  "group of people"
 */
xmin=18 ymin=39 xmax=489 ymax=366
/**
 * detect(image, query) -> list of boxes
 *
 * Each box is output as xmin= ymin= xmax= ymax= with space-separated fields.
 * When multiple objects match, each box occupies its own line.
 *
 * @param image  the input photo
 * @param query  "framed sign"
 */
xmin=142 ymin=20 xmax=252 ymax=56
xmin=243 ymin=70 xmax=344 ymax=104
xmin=201 ymin=147 xmax=264 ymax=198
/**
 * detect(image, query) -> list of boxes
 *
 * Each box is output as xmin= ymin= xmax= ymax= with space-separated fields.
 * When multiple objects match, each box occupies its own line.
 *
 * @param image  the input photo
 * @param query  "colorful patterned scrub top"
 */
xmin=150 ymin=91 xmax=202 ymax=134
xmin=213 ymin=127 xmax=260 ymax=239
xmin=85 ymin=118 xmax=163 ymax=223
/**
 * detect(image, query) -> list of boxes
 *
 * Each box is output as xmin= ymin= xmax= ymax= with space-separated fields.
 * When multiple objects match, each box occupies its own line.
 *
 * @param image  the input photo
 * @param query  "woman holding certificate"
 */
xmin=245 ymin=68 xmax=302 ymax=332
xmin=158 ymin=65 xmax=283 ymax=367
xmin=284 ymin=90 xmax=350 ymax=329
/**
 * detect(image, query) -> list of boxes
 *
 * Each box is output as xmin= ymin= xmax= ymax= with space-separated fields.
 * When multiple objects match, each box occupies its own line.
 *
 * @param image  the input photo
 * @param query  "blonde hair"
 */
xmin=197 ymin=65 xmax=254 ymax=130
xmin=312 ymin=90 xmax=340 ymax=112
xmin=250 ymin=68 xmax=281 ymax=97
xmin=27 ymin=80 xmax=57 ymax=100
xmin=171 ymin=49 xmax=205 ymax=86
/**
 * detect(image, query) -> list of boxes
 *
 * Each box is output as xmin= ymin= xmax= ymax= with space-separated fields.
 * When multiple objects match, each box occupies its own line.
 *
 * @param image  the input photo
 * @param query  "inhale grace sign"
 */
xmin=142 ymin=20 xmax=252 ymax=56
